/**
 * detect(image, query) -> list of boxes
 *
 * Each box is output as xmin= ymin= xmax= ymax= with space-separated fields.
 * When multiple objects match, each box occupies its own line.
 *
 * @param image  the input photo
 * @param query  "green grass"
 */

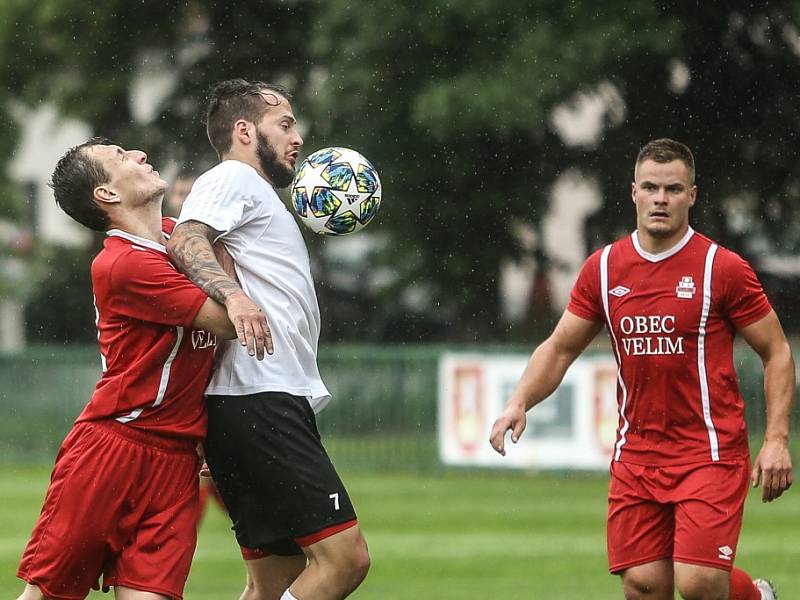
xmin=1 ymin=466 xmax=798 ymax=599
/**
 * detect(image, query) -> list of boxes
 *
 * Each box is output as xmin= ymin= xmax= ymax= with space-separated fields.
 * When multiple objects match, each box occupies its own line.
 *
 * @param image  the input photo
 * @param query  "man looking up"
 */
xmin=17 ymin=138 xmax=235 ymax=600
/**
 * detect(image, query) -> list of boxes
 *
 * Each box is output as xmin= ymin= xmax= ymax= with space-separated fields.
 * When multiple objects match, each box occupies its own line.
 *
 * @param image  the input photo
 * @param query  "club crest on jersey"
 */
xmin=609 ymin=286 xmax=631 ymax=297
xmin=676 ymin=276 xmax=696 ymax=299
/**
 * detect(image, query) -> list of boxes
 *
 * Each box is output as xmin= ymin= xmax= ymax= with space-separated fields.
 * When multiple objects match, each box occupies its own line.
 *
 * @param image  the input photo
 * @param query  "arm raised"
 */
xmin=192 ymin=298 xmax=236 ymax=339
xmin=167 ymin=220 xmax=272 ymax=359
xmin=489 ymin=309 xmax=604 ymax=455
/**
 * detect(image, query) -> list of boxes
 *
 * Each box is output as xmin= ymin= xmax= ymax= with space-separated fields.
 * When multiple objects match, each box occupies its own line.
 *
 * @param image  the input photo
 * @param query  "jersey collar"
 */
xmin=107 ymin=229 xmax=168 ymax=254
xmin=631 ymin=227 xmax=695 ymax=263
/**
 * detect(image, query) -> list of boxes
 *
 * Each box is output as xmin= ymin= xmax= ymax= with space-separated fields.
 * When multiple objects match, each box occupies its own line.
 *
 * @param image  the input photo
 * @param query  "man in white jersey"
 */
xmin=166 ymin=79 xmax=369 ymax=600
xmin=490 ymin=139 xmax=793 ymax=600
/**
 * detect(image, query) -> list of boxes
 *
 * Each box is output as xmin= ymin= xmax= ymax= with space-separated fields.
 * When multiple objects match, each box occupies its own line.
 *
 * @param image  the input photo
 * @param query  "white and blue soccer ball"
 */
xmin=290 ymin=147 xmax=382 ymax=235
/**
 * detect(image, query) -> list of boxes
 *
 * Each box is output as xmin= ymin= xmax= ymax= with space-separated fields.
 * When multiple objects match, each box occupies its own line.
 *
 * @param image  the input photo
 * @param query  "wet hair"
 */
xmin=636 ymin=138 xmax=695 ymax=184
xmin=205 ymin=78 xmax=293 ymax=157
xmin=49 ymin=137 xmax=113 ymax=231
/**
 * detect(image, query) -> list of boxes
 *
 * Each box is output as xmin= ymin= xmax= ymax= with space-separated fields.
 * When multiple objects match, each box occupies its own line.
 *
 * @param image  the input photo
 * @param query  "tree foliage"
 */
xmin=3 ymin=0 xmax=800 ymax=342
xmin=303 ymin=0 xmax=800 ymax=339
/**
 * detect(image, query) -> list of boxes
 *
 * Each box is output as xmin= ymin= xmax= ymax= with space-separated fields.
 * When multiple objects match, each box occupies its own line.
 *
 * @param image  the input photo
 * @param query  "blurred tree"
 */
xmin=25 ymin=246 xmax=98 ymax=343
xmin=0 ymin=0 xmax=319 ymax=342
xmin=0 ymin=0 xmax=317 ymax=169
xmin=305 ymin=0 xmax=800 ymax=340
xmin=3 ymin=0 xmax=800 ymax=343
xmin=304 ymin=0 xmax=680 ymax=341
xmin=589 ymin=1 xmax=800 ymax=321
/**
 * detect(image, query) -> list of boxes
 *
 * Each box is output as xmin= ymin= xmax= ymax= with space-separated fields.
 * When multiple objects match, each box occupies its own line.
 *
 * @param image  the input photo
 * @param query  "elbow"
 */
xmin=771 ymin=339 xmax=794 ymax=365
xmin=762 ymin=341 xmax=795 ymax=378
xmin=165 ymin=236 xmax=178 ymax=259
xmin=220 ymin=323 xmax=237 ymax=340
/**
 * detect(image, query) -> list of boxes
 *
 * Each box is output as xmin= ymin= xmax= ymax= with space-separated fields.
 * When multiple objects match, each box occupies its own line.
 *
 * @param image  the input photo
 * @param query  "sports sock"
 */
xmin=280 ymin=589 xmax=300 ymax=600
xmin=728 ymin=567 xmax=761 ymax=600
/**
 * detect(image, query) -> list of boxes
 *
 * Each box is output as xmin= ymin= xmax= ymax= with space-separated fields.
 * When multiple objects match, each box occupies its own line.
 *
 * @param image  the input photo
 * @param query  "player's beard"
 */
xmin=256 ymin=130 xmax=295 ymax=189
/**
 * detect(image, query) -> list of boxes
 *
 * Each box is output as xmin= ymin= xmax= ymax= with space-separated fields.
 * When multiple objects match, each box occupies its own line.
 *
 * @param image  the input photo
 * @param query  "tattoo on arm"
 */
xmin=167 ymin=221 xmax=241 ymax=305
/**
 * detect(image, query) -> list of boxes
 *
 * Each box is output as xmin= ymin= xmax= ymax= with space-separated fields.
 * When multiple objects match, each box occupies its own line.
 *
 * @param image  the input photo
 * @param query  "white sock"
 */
xmin=280 ymin=589 xmax=300 ymax=600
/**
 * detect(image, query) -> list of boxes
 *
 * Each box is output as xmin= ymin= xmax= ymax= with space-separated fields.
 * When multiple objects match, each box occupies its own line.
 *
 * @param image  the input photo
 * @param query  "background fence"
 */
xmin=0 ymin=343 xmax=796 ymax=468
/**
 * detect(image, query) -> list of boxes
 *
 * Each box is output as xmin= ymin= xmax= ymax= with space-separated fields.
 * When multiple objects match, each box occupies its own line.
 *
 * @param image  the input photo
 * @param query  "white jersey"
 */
xmin=177 ymin=160 xmax=331 ymax=412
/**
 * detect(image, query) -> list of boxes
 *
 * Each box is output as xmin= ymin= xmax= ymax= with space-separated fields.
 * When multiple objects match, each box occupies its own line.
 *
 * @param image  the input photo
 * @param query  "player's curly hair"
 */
xmin=636 ymin=138 xmax=695 ymax=184
xmin=205 ymin=78 xmax=293 ymax=158
xmin=49 ymin=137 xmax=113 ymax=231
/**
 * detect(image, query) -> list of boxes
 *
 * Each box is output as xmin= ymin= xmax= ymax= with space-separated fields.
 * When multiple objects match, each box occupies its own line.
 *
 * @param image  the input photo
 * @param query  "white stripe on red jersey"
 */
xmin=570 ymin=228 xmax=771 ymax=465
xmin=697 ymin=243 xmax=720 ymax=461
xmin=77 ymin=218 xmax=215 ymax=441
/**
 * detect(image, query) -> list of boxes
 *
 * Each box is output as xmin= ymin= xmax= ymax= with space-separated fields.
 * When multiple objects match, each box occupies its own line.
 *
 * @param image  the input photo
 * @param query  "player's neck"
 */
xmin=222 ymin=152 xmax=273 ymax=186
xmin=107 ymin=203 xmax=166 ymax=245
xmin=636 ymin=225 xmax=690 ymax=255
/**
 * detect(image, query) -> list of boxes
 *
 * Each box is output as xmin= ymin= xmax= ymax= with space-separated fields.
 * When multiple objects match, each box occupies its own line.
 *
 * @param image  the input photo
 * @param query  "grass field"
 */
xmin=1 ymin=465 xmax=798 ymax=599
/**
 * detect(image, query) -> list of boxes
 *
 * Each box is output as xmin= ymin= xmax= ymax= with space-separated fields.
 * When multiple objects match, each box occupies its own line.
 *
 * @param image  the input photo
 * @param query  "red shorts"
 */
xmin=17 ymin=421 xmax=201 ymax=600
xmin=607 ymin=458 xmax=750 ymax=573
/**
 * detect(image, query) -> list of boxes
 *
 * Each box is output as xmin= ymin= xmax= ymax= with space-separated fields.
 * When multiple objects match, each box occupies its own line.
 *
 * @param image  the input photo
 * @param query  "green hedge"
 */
xmin=1 ymin=343 xmax=796 ymax=468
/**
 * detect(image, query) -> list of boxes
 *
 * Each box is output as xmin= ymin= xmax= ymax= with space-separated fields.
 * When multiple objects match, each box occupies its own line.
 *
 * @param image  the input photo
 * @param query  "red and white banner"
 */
xmin=438 ymin=353 xmax=618 ymax=470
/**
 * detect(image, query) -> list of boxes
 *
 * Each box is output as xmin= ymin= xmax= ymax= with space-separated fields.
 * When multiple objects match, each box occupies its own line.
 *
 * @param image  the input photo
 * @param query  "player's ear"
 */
xmin=233 ymin=120 xmax=253 ymax=146
xmin=93 ymin=185 xmax=121 ymax=205
xmin=689 ymin=185 xmax=697 ymax=207
xmin=631 ymin=182 xmax=637 ymax=204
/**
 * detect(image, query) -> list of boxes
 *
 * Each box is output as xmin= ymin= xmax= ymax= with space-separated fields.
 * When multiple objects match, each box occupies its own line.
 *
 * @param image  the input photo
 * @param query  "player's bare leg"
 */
xmin=674 ymin=562 xmax=729 ymax=600
xmin=16 ymin=583 xmax=45 ymax=600
xmin=287 ymin=525 xmax=370 ymax=600
xmin=242 ymin=554 xmax=306 ymax=600
xmin=115 ymin=587 xmax=170 ymax=600
xmin=620 ymin=559 xmax=674 ymax=600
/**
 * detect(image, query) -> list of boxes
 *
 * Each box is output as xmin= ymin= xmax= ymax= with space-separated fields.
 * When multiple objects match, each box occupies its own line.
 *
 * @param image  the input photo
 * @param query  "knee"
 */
xmin=329 ymin=532 xmax=370 ymax=591
xmin=17 ymin=585 xmax=46 ymax=600
xmin=675 ymin=573 xmax=727 ymax=600
xmin=342 ymin=535 xmax=370 ymax=586
xmin=307 ymin=527 xmax=371 ymax=594
xmin=622 ymin=572 xmax=672 ymax=599
xmin=239 ymin=578 xmax=259 ymax=600
xmin=239 ymin=584 xmax=282 ymax=600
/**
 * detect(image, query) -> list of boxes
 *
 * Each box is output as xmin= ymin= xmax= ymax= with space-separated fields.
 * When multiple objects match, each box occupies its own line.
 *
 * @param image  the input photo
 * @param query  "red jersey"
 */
xmin=568 ymin=228 xmax=772 ymax=466
xmin=76 ymin=218 xmax=216 ymax=442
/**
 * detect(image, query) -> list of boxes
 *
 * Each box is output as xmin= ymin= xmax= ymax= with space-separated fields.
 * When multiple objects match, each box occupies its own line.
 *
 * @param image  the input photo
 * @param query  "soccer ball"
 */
xmin=290 ymin=147 xmax=382 ymax=235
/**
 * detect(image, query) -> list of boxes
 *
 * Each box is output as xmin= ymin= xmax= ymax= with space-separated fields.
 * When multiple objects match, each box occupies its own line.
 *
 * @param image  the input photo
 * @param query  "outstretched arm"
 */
xmin=489 ymin=310 xmax=604 ymax=455
xmin=739 ymin=309 xmax=795 ymax=502
xmin=191 ymin=298 xmax=236 ymax=339
xmin=167 ymin=220 xmax=273 ymax=359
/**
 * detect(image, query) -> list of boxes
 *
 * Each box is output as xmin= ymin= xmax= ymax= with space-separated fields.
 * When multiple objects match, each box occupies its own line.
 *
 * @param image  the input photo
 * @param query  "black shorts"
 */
xmin=205 ymin=391 xmax=356 ymax=555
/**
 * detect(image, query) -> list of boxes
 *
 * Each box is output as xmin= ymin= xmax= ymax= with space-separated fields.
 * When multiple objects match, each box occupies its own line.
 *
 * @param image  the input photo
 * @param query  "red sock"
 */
xmin=729 ymin=567 xmax=760 ymax=600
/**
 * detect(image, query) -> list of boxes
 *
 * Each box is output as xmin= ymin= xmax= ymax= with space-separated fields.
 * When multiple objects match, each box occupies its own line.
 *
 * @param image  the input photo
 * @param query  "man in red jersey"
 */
xmin=490 ymin=139 xmax=793 ymax=600
xmin=16 ymin=138 xmax=235 ymax=600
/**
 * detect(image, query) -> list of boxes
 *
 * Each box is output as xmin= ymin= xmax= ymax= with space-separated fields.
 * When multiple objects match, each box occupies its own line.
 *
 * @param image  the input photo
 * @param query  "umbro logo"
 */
xmin=609 ymin=286 xmax=631 ymax=297
xmin=717 ymin=545 xmax=733 ymax=560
